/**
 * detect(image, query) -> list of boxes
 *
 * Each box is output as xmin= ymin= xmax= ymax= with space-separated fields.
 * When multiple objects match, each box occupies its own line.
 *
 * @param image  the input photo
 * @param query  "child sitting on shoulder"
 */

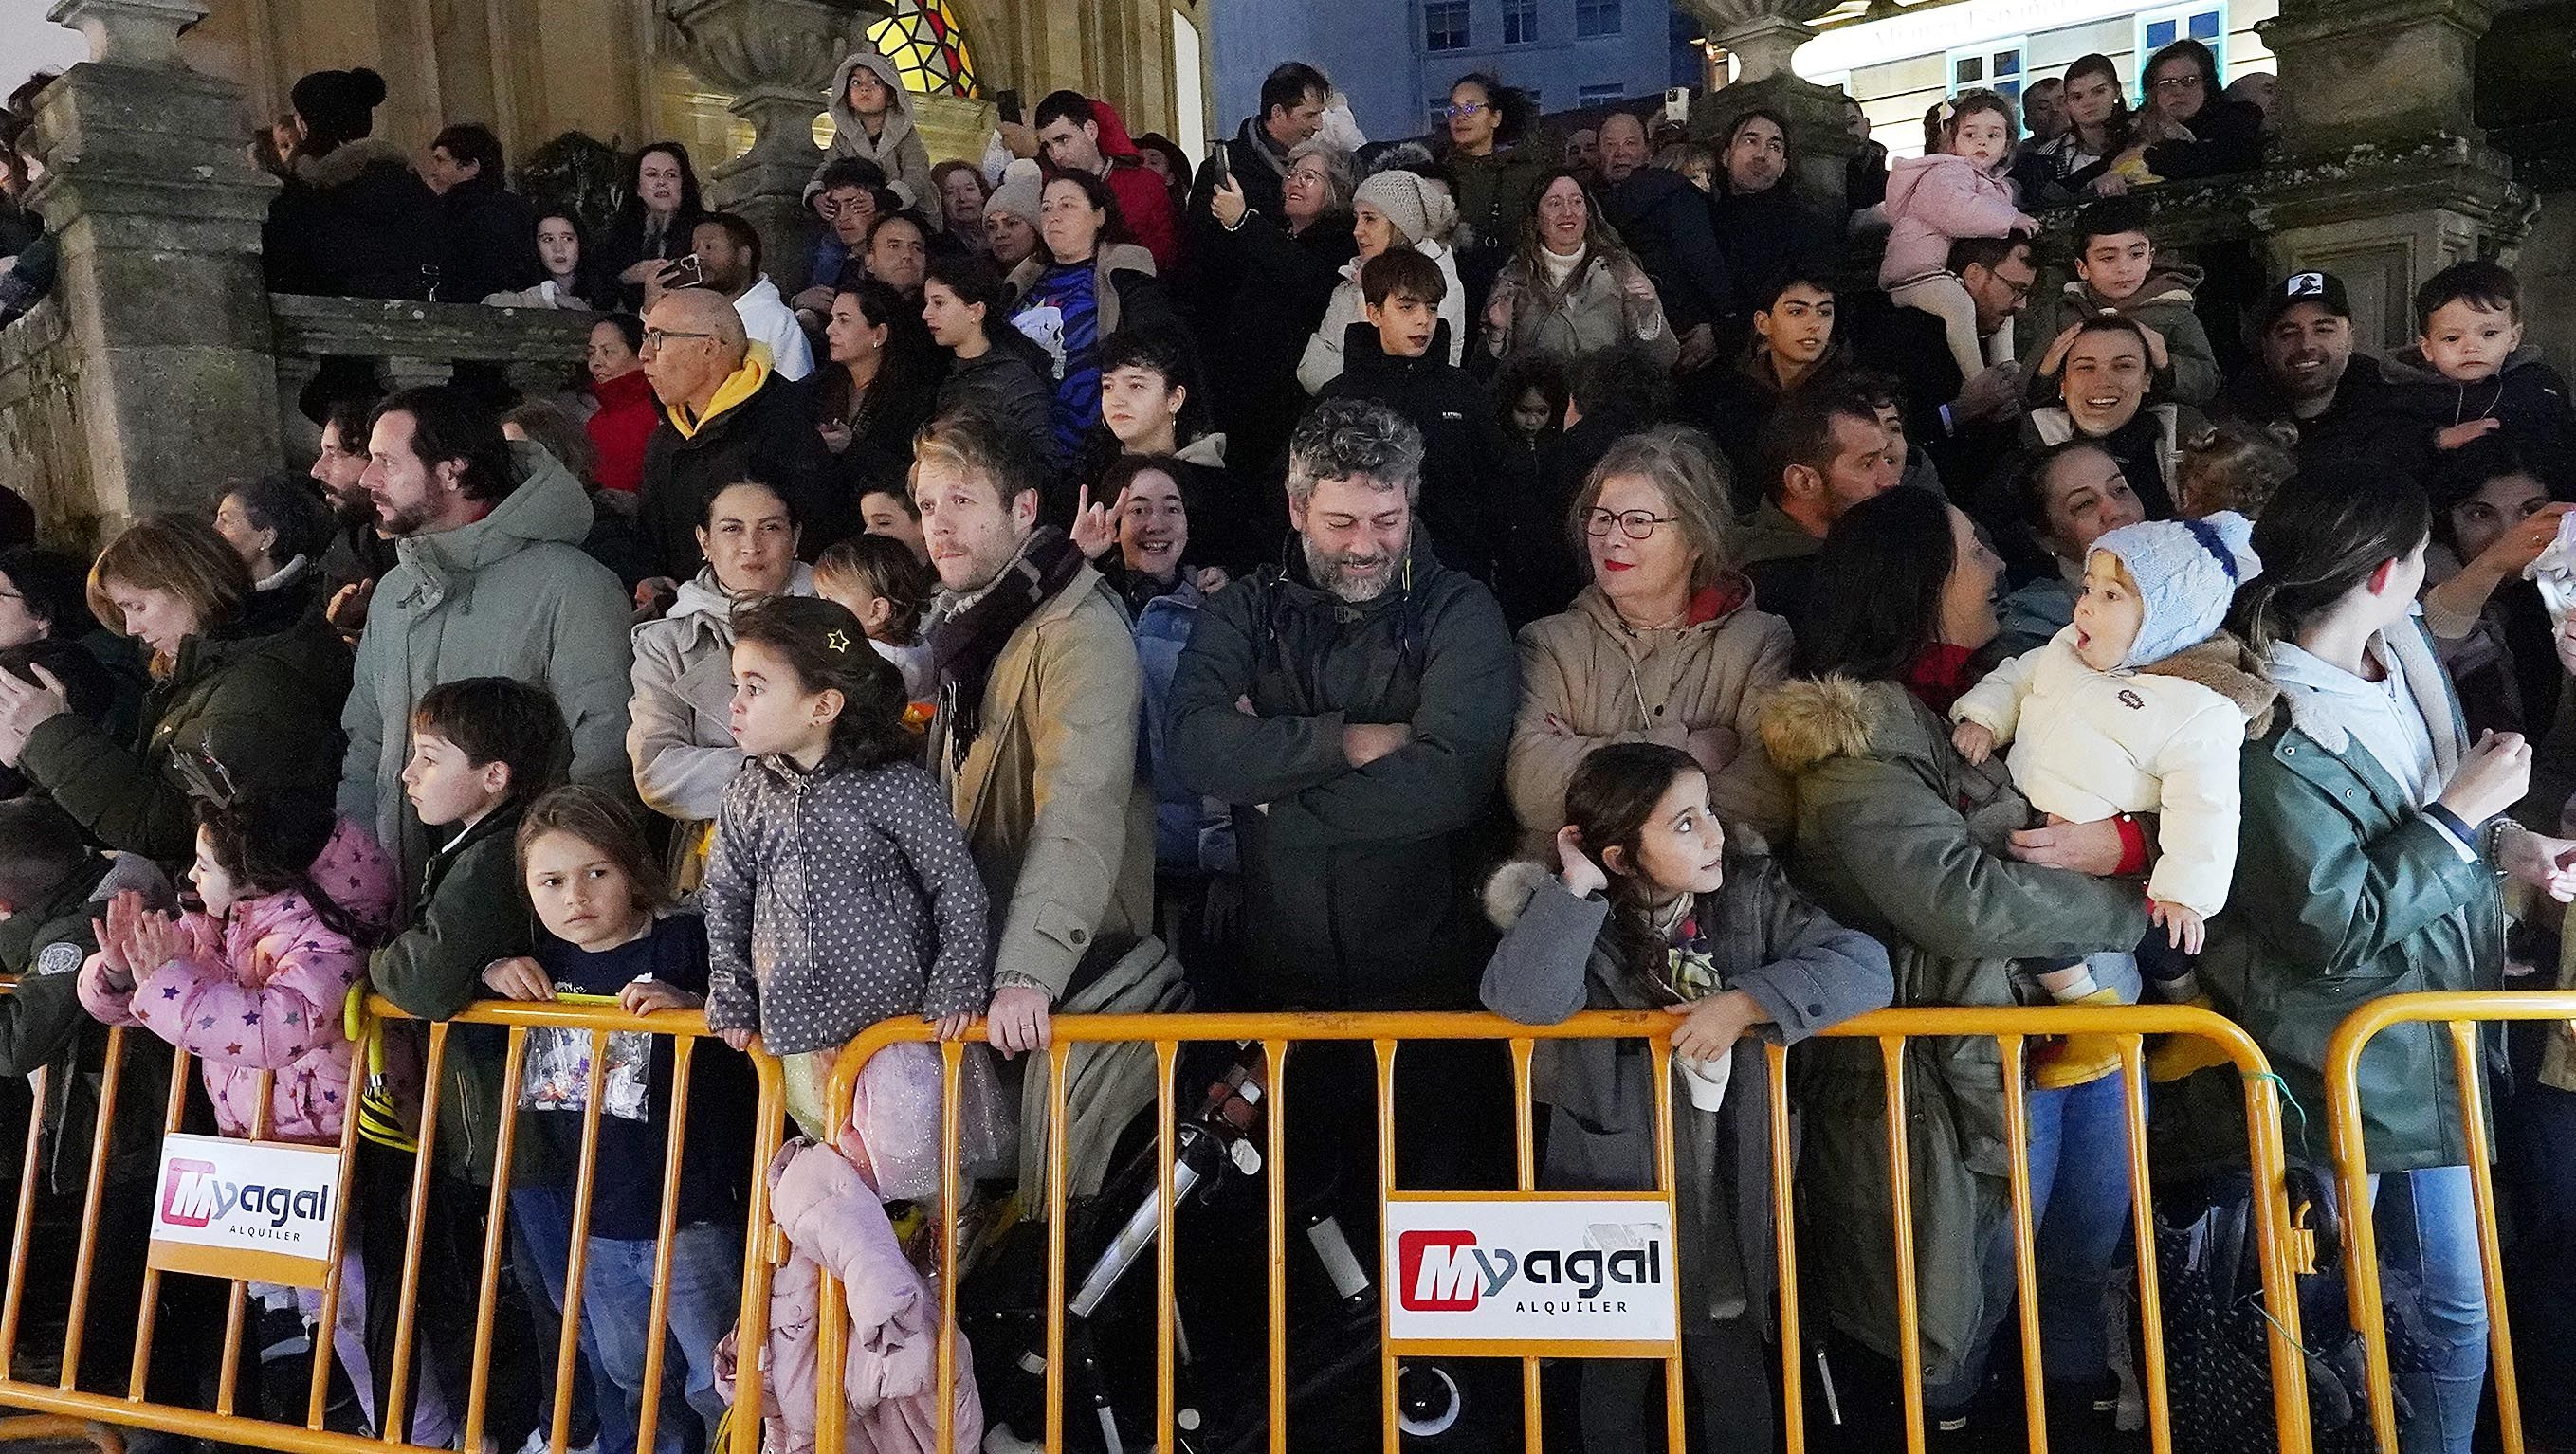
xmin=703 ymin=596 xmax=991 ymax=1140
xmin=2024 ymin=195 xmax=2221 ymax=405
xmin=1480 ymin=742 xmax=1890 ymax=1453
xmin=2394 ymin=260 xmax=2576 ymax=496
xmin=480 ymin=785 xmax=747 ymax=1454
xmin=1879 ymin=89 xmax=2037 ymax=383
xmin=1950 ymin=514 xmax=2278 ymax=1085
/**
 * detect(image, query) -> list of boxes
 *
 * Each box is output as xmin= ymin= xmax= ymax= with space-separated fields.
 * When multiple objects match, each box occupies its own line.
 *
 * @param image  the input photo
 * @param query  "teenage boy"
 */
xmin=2395 ymin=259 xmax=2576 ymax=493
xmin=1693 ymin=270 xmax=1842 ymax=502
xmin=360 ymin=676 xmax=565 ymax=1447
xmin=1319 ymin=247 xmax=1504 ymax=583
xmin=2021 ymin=194 xmax=2220 ymax=406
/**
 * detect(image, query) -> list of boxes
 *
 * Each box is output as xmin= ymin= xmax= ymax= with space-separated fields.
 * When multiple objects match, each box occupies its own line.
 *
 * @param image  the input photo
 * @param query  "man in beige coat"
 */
xmin=917 ymin=412 xmax=1154 ymax=1054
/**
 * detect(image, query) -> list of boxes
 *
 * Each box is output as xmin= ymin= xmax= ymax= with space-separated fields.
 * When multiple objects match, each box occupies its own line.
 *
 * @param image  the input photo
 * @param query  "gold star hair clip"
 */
xmin=825 ymin=629 xmax=851 ymax=653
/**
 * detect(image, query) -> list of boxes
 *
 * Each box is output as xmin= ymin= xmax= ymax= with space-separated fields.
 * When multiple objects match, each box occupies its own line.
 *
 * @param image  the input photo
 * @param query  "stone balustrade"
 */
xmin=268 ymin=294 xmax=596 ymax=456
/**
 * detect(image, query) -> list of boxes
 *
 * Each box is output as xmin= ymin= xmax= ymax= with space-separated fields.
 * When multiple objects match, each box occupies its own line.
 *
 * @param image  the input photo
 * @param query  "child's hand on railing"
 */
xmin=619 ymin=979 xmax=703 ymax=1016
xmin=481 ymin=956 xmax=555 ymax=1001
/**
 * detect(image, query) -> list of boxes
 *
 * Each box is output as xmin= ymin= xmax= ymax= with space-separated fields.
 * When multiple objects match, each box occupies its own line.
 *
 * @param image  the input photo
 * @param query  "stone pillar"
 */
xmin=667 ymin=0 xmax=884 ymax=296
xmin=1680 ymin=0 xmax=1859 ymax=215
xmin=26 ymin=0 xmax=282 ymax=521
xmin=2249 ymin=0 xmax=2532 ymax=351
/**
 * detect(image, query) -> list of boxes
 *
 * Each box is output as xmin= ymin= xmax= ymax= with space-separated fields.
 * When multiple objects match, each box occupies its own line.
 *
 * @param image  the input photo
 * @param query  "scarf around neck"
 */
xmin=928 ymin=526 xmax=1087 ymax=763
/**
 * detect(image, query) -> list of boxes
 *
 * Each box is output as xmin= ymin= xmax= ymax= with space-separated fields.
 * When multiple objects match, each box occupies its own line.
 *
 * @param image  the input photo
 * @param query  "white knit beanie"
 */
xmin=2089 ymin=511 xmax=2262 ymax=667
xmin=986 ymin=158 xmax=1044 ymax=228
xmin=1354 ymin=169 xmax=1457 ymax=248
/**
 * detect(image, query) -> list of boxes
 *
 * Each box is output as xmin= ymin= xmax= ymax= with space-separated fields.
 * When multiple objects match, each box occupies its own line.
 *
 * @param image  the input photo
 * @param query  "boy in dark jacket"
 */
xmin=2391 ymin=260 xmax=2576 ymax=496
xmin=360 ymin=676 xmax=563 ymax=1444
xmin=1318 ymin=248 xmax=1506 ymax=583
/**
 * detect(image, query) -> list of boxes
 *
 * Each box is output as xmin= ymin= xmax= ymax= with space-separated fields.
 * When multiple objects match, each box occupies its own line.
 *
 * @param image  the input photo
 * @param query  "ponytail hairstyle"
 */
xmin=2228 ymin=467 xmax=2432 ymax=661
xmin=728 ymin=595 xmax=915 ymax=770
xmin=192 ymin=795 xmax=373 ymax=946
xmin=1562 ymin=741 xmax=1710 ymax=999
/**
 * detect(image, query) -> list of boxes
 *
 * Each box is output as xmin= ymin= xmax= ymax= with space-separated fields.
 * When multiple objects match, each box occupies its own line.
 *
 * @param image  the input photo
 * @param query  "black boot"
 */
xmin=2044 ymin=1375 xmax=2130 ymax=1452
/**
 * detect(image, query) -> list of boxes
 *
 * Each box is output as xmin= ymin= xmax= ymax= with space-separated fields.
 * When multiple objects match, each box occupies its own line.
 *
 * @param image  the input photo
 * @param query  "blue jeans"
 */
xmin=511 ymin=1186 xmax=602 ymax=1446
xmin=2370 ymin=1167 xmax=2490 ymax=1454
xmin=580 ymin=1224 xmax=744 ymax=1454
xmin=1929 ymin=1070 xmax=2138 ymax=1410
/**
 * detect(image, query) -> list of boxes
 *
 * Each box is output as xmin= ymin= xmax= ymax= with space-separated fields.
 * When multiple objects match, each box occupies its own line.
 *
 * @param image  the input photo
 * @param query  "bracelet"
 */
xmin=2479 ymin=815 xmax=2516 ymax=869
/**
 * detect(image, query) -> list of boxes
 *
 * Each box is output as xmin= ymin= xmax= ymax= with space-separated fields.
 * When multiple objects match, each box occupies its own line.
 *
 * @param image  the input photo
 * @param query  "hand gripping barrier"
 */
xmin=806 ymin=1000 xmax=2315 ymax=1454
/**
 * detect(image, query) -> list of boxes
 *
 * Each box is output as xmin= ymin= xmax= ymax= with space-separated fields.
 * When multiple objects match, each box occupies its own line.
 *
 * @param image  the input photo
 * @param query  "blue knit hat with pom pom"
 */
xmin=2089 ymin=511 xmax=2262 ymax=667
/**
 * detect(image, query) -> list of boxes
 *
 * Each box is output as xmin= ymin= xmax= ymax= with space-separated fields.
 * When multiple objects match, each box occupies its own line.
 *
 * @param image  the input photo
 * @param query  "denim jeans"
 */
xmin=2369 ymin=1167 xmax=2490 ymax=1454
xmin=510 ymin=1185 xmax=602 ymax=1447
xmin=1928 ymin=1070 xmax=2138 ymax=1410
xmin=579 ymin=1224 xmax=744 ymax=1454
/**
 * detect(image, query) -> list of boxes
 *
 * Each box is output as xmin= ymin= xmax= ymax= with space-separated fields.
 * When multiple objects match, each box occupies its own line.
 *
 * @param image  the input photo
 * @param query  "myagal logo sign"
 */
xmin=1384 ymin=1198 xmax=1677 ymax=1347
xmin=148 ymin=1134 xmax=344 ymax=1289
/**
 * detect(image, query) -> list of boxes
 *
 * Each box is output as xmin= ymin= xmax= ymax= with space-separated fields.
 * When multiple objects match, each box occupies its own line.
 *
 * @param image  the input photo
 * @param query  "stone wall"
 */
xmin=0 ymin=300 xmax=96 ymax=551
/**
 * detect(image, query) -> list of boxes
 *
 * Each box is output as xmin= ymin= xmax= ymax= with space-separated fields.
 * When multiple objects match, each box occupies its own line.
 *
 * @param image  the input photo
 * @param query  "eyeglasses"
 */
xmin=1443 ymin=101 xmax=1489 ymax=119
xmin=640 ymin=328 xmax=713 ymax=350
xmin=1581 ymin=508 xmax=1679 ymax=541
xmin=2151 ymin=74 xmax=2204 ymax=89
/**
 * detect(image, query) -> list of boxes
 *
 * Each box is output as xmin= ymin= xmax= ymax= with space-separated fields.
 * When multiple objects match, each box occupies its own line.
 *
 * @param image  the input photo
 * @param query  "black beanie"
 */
xmin=290 ymin=67 xmax=387 ymax=151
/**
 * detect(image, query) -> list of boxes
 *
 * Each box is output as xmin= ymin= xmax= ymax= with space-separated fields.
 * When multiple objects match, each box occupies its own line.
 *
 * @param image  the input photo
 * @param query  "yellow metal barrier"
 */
xmin=2322 ymin=990 xmax=2565 ymax=1454
xmin=0 ymin=997 xmax=788 ymax=1454
xmin=807 ymin=1000 xmax=2315 ymax=1454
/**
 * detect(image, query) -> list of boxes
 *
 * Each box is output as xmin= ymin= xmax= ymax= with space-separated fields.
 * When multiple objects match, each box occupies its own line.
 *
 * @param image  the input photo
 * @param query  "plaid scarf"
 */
xmin=929 ymin=526 xmax=1087 ymax=765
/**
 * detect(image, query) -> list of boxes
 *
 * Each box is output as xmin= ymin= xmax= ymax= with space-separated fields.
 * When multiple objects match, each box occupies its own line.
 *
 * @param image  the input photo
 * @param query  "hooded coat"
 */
xmin=1485 ymin=247 xmax=1679 ymax=373
xmin=1083 ymin=100 xmax=1181 ymax=277
xmin=2384 ymin=343 xmax=2576 ymax=495
xmin=2019 ymin=262 xmax=2221 ymax=407
xmin=265 ymin=137 xmax=447 ymax=300
xmin=1166 ymin=543 xmax=1518 ymax=1009
xmin=79 ymin=816 xmax=401 ymax=1144
xmin=1506 ymin=579 xmax=1795 ymax=855
xmin=1757 ymin=673 xmax=2149 ymax=1380
xmin=337 ymin=441 xmax=636 ymax=880
xmin=629 ymin=564 xmax=820 ymax=887
xmin=810 ymin=50 xmax=937 ymax=225
xmin=21 ymin=607 xmax=351 ymax=863
xmin=1875 ymin=152 xmax=2028 ymax=287
xmin=638 ymin=356 xmax=836 ymax=577
xmin=1295 ymin=241 xmax=1468 ymax=392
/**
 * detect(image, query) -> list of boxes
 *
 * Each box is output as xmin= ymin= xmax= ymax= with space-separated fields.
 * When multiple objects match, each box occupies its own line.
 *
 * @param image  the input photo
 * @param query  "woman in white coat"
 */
xmin=1296 ymin=167 xmax=1465 ymax=391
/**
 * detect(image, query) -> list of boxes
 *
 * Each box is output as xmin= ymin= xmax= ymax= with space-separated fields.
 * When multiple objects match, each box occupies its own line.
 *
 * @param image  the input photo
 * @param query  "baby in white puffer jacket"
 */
xmin=1949 ymin=512 xmax=2267 ymax=1083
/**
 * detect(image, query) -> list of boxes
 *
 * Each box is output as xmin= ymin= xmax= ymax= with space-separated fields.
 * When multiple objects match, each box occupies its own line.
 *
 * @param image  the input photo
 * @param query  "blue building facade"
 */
xmin=1211 ymin=0 xmax=1698 ymax=149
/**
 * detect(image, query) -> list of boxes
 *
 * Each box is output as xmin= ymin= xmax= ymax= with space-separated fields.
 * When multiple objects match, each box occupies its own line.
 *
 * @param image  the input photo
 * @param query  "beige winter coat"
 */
xmin=928 ymin=561 xmax=1156 ymax=998
xmin=1505 ymin=579 xmax=1795 ymax=853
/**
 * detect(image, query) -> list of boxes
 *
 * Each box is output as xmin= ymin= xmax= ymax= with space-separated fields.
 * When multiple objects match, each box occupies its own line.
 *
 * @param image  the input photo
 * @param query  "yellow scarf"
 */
xmin=665 ymin=349 xmax=773 ymax=440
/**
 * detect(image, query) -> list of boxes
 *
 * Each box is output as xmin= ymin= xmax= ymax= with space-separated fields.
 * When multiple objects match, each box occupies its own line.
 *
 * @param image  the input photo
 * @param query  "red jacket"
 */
xmin=586 ymin=367 xmax=659 ymax=494
xmin=1087 ymin=100 xmax=1180 ymax=276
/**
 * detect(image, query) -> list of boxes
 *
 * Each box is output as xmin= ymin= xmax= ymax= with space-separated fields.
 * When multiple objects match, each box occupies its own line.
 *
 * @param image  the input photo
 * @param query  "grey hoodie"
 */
xmin=810 ymin=48 xmax=938 ymax=225
xmin=338 ymin=440 xmax=638 ymax=881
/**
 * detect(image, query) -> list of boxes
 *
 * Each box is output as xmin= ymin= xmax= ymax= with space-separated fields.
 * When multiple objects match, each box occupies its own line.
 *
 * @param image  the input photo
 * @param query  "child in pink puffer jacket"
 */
xmin=81 ymin=800 xmax=398 ymax=1142
xmin=1879 ymin=88 xmax=2038 ymax=382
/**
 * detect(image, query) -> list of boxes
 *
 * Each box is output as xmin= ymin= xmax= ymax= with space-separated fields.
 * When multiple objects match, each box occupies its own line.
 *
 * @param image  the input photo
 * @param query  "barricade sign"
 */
xmin=146 ymin=1133 xmax=341 ymax=1288
xmin=1384 ymin=1194 xmax=1677 ymax=1350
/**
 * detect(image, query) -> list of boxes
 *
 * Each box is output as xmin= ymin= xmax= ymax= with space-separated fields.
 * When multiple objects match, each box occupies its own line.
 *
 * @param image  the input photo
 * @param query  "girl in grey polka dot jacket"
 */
xmin=702 ymin=598 xmax=992 ymax=1058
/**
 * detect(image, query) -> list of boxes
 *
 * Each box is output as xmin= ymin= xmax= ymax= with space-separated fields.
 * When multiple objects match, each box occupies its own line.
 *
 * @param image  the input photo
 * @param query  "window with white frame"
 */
xmin=1578 ymin=83 xmax=1623 ymax=106
xmin=1576 ymin=0 xmax=1621 ymax=39
xmin=1945 ymin=38 xmax=2027 ymax=104
xmin=1424 ymin=0 xmax=1469 ymax=52
xmin=2137 ymin=4 xmax=2228 ymax=84
xmin=1502 ymin=0 xmax=1538 ymax=46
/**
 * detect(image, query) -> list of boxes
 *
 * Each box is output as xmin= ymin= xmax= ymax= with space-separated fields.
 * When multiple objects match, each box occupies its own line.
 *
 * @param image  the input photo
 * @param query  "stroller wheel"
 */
xmin=1396 ymin=1364 xmax=1462 ymax=1439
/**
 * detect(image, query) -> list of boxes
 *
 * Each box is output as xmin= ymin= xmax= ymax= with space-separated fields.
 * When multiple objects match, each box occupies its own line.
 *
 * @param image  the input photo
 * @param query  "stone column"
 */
xmin=1679 ymin=0 xmax=1859 ymax=215
xmin=2249 ymin=0 xmax=2532 ymax=350
xmin=667 ymin=0 xmax=884 ymax=296
xmin=26 ymin=0 xmax=283 ymax=522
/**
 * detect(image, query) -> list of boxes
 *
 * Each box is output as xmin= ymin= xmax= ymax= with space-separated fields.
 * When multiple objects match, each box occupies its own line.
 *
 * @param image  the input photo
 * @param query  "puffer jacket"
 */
xmin=338 ymin=440 xmax=635 ymax=881
xmin=627 ymin=564 xmax=818 ymax=890
xmin=702 ymin=754 xmax=991 ymax=1057
xmin=1507 ymin=579 xmax=1793 ymax=854
xmin=1876 ymin=152 xmax=2028 ymax=287
xmin=23 ymin=606 xmax=350 ymax=863
xmin=1757 ymin=672 xmax=2149 ymax=1382
xmin=2020 ymin=263 xmax=2221 ymax=407
xmin=1485 ymin=248 xmax=1678 ymax=372
xmin=79 ymin=817 xmax=400 ymax=1143
xmin=722 ymin=1138 xmax=983 ymax=1454
xmin=809 ymin=48 xmax=937 ymax=223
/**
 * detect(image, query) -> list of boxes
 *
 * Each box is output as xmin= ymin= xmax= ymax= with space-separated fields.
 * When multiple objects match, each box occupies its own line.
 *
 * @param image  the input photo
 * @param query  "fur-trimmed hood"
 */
xmin=1758 ymin=672 xmax=1894 ymax=777
xmin=289 ymin=136 xmax=413 ymax=191
xmin=1480 ymin=833 xmax=1775 ymax=934
xmin=2139 ymin=628 xmax=2277 ymax=737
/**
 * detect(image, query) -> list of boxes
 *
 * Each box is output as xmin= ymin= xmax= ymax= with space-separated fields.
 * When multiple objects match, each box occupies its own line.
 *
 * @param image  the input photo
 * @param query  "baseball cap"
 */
xmin=2254 ymin=269 xmax=2351 ymax=332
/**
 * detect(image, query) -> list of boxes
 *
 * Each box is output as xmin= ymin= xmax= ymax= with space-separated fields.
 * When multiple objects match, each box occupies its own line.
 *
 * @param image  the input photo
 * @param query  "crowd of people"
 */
xmin=3 ymin=34 xmax=2576 ymax=1454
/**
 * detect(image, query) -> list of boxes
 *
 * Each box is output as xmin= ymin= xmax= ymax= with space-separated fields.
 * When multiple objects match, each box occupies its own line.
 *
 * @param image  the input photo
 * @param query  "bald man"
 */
xmin=635 ymin=284 xmax=833 ymax=577
xmin=1594 ymin=110 xmax=1726 ymax=369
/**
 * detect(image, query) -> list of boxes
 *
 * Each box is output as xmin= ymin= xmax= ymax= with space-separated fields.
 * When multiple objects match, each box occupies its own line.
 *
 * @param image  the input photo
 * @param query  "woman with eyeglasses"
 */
xmin=2133 ymin=38 xmax=2266 ymax=181
xmin=1506 ymin=427 xmax=1794 ymax=856
xmin=0 ymin=514 xmax=349 ymax=860
xmin=1439 ymin=72 xmax=1544 ymax=319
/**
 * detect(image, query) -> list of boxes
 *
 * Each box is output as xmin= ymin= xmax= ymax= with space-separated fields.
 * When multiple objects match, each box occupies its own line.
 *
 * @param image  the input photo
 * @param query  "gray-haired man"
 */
xmin=1167 ymin=397 xmax=1518 ymax=1013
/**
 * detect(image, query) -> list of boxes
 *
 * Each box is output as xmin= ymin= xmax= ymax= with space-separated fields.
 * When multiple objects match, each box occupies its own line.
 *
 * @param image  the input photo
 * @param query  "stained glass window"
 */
xmin=867 ymin=0 xmax=978 ymax=99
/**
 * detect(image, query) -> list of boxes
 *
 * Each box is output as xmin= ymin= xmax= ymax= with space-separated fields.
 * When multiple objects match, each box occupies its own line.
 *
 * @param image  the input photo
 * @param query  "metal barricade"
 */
xmin=0 ymin=995 xmax=788 ymax=1454
xmin=805 ymin=1001 xmax=2315 ymax=1454
xmin=2322 ymin=990 xmax=2566 ymax=1454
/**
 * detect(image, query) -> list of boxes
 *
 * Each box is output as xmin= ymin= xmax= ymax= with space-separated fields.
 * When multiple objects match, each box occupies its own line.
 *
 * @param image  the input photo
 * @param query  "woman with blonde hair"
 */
xmin=1505 ymin=424 xmax=1793 ymax=854
xmin=0 ymin=513 xmax=349 ymax=858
